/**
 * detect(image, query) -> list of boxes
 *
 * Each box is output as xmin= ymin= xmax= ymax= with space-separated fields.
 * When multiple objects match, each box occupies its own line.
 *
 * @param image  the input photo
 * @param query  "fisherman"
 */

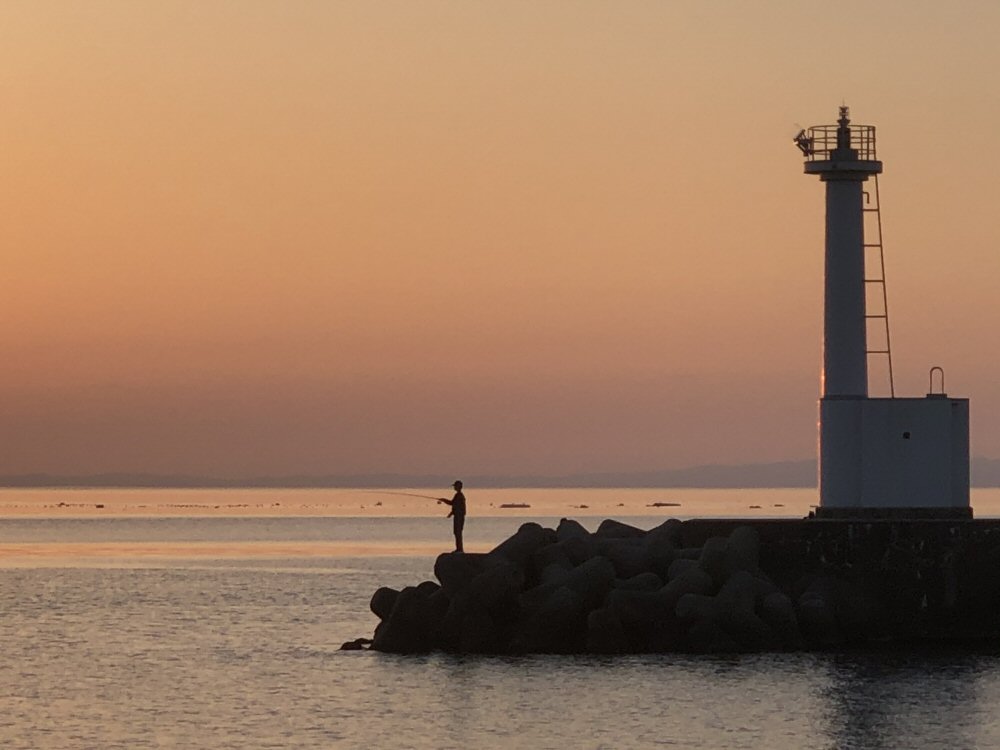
xmin=437 ymin=480 xmax=467 ymax=553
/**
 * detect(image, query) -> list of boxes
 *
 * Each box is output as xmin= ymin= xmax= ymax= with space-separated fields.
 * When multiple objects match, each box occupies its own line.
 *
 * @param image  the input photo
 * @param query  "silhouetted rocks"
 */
xmin=489 ymin=521 xmax=554 ymax=567
xmin=434 ymin=552 xmax=488 ymax=594
xmin=595 ymin=519 xmax=646 ymax=539
xmin=369 ymin=587 xmax=399 ymax=621
xmin=365 ymin=516 xmax=1000 ymax=654
xmin=372 ymin=585 xmax=440 ymax=653
xmin=339 ymin=637 xmax=373 ymax=650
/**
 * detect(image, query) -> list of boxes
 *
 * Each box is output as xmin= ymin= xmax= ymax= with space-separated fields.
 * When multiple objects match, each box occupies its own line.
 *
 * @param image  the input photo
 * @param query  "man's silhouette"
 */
xmin=438 ymin=480 xmax=467 ymax=552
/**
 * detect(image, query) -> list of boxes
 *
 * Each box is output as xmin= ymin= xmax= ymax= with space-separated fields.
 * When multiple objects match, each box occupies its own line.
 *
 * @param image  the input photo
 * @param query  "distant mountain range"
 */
xmin=3 ymin=457 xmax=1000 ymax=488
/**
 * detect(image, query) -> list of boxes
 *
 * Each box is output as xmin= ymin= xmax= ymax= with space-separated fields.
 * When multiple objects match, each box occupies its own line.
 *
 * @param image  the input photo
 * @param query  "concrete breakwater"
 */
xmin=362 ymin=517 xmax=1000 ymax=654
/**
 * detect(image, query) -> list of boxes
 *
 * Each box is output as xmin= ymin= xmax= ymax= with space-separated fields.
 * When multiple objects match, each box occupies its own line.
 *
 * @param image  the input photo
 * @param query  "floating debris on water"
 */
xmin=773 ymin=503 xmax=784 ymax=507
xmin=571 ymin=504 xmax=589 ymax=509
xmin=499 ymin=503 xmax=531 ymax=509
xmin=647 ymin=502 xmax=681 ymax=508
xmin=749 ymin=505 xmax=762 ymax=509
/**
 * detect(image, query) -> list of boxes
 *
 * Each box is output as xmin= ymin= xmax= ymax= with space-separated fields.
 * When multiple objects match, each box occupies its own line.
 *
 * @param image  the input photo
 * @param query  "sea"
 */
xmin=3 ymin=487 xmax=1000 ymax=750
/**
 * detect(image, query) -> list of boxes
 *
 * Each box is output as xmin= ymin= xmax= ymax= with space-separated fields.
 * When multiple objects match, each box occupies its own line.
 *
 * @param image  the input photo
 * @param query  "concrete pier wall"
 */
xmin=680 ymin=518 xmax=1000 ymax=642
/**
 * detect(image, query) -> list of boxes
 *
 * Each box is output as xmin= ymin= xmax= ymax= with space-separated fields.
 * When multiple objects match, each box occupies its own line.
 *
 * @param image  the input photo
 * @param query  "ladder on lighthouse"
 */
xmin=863 ymin=174 xmax=896 ymax=397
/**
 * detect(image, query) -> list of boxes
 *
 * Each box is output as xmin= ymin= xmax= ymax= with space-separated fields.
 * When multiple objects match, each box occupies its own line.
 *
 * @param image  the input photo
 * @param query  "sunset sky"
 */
xmin=2 ymin=1 xmax=1000 ymax=479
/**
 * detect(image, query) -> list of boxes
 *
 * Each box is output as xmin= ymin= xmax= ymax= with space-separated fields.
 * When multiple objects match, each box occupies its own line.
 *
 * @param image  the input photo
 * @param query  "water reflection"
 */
xmin=821 ymin=651 xmax=995 ymax=750
xmin=409 ymin=650 xmax=1000 ymax=750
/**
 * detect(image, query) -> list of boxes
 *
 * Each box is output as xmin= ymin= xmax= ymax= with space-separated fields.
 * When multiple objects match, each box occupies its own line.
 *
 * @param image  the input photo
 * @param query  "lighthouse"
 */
xmin=797 ymin=106 xmax=971 ymax=518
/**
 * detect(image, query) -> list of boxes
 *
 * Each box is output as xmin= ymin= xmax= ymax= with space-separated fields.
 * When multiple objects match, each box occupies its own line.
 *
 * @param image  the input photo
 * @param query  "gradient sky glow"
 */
xmin=3 ymin=1 xmax=1000 ymax=478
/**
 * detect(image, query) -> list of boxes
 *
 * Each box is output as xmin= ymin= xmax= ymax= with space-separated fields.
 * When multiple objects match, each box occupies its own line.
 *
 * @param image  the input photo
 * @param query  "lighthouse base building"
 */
xmin=819 ymin=396 xmax=970 ymax=517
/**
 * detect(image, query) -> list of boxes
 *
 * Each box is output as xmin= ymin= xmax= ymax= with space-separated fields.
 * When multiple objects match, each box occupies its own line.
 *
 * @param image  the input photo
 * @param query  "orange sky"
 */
xmin=2 ymin=2 xmax=1000 ymax=478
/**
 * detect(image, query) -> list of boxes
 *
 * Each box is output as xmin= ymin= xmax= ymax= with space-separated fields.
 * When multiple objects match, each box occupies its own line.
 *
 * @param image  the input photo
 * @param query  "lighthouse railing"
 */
xmin=801 ymin=124 xmax=878 ymax=162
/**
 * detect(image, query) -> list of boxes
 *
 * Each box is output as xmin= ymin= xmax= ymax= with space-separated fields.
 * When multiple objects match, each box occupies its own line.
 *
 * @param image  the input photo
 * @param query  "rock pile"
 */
xmin=364 ymin=518 xmax=885 ymax=654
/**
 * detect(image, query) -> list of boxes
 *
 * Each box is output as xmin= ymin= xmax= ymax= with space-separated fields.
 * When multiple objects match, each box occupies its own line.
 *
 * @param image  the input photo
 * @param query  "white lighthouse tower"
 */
xmin=797 ymin=106 xmax=971 ymax=518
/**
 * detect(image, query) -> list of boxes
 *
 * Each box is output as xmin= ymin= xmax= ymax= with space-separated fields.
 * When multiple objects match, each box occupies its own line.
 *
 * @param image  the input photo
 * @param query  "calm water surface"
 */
xmin=3 ymin=493 xmax=1000 ymax=749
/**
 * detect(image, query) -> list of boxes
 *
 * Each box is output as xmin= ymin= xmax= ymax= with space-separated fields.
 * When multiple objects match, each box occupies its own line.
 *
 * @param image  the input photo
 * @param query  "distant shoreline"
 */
xmin=0 ymin=481 xmax=823 ymax=489
xmin=2 ymin=456 xmax=1000 ymax=488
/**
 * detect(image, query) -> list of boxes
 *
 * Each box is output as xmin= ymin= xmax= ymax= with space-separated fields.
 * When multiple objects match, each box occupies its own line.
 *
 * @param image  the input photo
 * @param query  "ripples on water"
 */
xmin=3 ymin=515 xmax=1000 ymax=749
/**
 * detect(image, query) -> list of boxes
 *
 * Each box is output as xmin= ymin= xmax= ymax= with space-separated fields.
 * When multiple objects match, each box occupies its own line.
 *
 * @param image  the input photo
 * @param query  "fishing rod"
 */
xmin=363 ymin=490 xmax=443 ymax=502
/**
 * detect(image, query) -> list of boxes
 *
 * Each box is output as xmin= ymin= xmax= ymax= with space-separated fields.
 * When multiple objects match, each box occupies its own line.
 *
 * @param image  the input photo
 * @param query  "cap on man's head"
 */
xmin=453 ymin=480 xmax=463 ymax=489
